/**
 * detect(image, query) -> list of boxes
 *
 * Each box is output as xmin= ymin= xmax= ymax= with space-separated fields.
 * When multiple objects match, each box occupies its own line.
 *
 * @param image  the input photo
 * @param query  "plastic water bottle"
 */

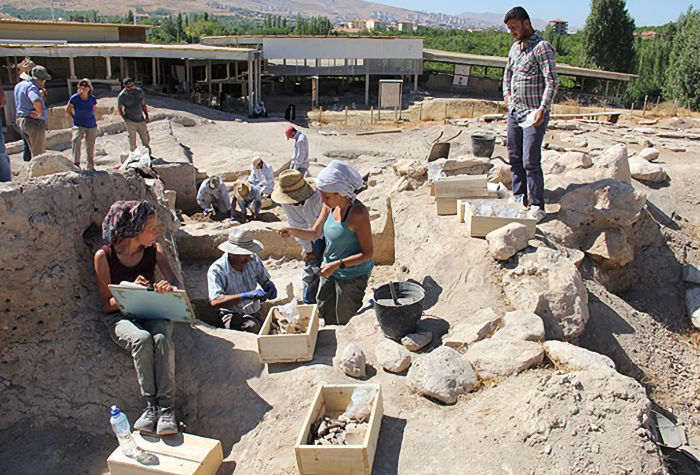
xmin=110 ymin=406 xmax=140 ymax=457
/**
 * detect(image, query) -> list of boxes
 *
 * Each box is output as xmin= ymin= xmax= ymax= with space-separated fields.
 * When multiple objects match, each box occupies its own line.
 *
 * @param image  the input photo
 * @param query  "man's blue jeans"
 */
xmin=301 ymin=238 xmax=324 ymax=304
xmin=236 ymin=197 xmax=261 ymax=217
xmin=506 ymin=110 xmax=549 ymax=209
xmin=0 ymin=126 xmax=10 ymax=182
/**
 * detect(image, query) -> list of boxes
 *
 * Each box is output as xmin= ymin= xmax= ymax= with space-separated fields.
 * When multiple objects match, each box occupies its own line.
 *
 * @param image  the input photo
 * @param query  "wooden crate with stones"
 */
xmin=295 ymin=384 xmax=383 ymax=475
xmin=257 ymin=304 xmax=319 ymax=364
xmin=107 ymin=431 xmax=222 ymax=475
xmin=462 ymin=199 xmax=537 ymax=238
xmin=433 ymin=175 xmax=493 ymax=215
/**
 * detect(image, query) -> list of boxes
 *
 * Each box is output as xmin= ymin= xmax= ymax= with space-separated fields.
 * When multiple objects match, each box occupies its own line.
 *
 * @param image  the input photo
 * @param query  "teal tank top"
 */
xmin=322 ymin=204 xmax=374 ymax=280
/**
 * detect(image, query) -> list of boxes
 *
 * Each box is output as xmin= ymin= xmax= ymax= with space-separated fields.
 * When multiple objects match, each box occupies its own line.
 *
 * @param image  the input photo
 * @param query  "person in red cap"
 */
xmin=285 ymin=125 xmax=309 ymax=176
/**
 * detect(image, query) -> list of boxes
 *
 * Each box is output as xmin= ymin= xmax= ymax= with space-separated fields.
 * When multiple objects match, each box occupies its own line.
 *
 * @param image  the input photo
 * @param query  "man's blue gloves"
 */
xmin=263 ymin=281 xmax=277 ymax=300
xmin=241 ymin=289 xmax=266 ymax=300
xmin=204 ymin=206 xmax=213 ymax=214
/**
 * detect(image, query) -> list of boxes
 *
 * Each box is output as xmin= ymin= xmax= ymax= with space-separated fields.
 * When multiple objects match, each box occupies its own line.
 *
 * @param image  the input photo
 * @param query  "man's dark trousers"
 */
xmin=506 ymin=110 xmax=549 ymax=209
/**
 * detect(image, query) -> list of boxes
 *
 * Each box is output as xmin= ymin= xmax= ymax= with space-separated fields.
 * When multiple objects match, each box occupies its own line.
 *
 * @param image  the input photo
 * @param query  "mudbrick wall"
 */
xmin=0 ymin=171 xmax=183 ymax=434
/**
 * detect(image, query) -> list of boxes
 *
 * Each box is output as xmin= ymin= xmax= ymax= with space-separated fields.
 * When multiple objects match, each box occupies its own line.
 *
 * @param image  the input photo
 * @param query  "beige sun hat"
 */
xmin=18 ymin=58 xmax=36 ymax=80
xmin=271 ymin=169 xmax=316 ymax=205
xmin=217 ymin=227 xmax=263 ymax=256
xmin=234 ymin=180 xmax=252 ymax=199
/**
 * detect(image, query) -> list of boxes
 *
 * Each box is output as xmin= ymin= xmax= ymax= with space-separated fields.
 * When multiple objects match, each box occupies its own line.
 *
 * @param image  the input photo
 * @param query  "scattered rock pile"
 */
xmin=309 ymin=416 xmax=368 ymax=446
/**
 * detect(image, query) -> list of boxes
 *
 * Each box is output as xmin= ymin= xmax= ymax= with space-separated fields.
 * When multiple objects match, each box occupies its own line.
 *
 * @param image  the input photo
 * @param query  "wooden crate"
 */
xmin=438 ymin=191 xmax=499 ymax=216
xmin=432 ymin=175 xmax=489 ymax=198
xmin=295 ymin=384 xmax=383 ymax=475
xmin=257 ymin=304 xmax=319 ymax=363
xmin=107 ymin=432 xmax=222 ymax=475
xmin=463 ymin=200 xmax=537 ymax=238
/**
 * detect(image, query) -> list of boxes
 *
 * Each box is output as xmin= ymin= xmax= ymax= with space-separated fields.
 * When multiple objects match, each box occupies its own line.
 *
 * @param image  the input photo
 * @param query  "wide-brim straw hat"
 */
xmin=18 ymin=58 xmax=36 ymax=80
xmin=271 ymin=169 xmax=316 ymax=205
xmin=235 ymin=181 xmax=251 ymax=199
xmin=218 ymin=228 xmax=263 ymax=256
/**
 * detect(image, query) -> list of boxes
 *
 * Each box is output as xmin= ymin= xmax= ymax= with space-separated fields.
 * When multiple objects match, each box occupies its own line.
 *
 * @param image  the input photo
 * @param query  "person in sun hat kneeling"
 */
xmin=207 ymin=227 xmax=278 ymax=333
xmin=231 ymin=180 xmax=262 ymax=223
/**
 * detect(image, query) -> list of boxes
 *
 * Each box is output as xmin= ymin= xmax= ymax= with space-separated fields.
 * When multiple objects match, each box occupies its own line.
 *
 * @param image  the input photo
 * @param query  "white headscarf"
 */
xmin=316 ymin=160 xmax=365 ymax=199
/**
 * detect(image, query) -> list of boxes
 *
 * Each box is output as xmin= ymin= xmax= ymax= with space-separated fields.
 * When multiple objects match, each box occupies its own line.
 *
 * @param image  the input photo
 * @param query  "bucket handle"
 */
xmin=388 ymin=282 xmax=400 ymax=305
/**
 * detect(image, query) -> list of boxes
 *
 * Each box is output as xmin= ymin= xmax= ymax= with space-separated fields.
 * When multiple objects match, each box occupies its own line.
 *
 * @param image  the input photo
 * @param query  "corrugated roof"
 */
xmin=0 ymin=18 xmax=152 ymax=29
xmin=423 ymin=48 xmax=636 ymax=81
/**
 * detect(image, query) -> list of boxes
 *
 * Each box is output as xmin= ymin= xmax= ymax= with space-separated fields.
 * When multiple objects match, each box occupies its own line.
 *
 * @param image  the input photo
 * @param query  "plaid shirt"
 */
xmin=503 ymin=32 xmax=558 ymax=118
xmin=207 ymin=253 xmax=270 ymax=314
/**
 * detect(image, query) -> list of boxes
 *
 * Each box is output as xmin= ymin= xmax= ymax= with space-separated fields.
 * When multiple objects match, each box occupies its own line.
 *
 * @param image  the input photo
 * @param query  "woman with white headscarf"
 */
xmin=280 ymin=160 xmax=373 ymax=325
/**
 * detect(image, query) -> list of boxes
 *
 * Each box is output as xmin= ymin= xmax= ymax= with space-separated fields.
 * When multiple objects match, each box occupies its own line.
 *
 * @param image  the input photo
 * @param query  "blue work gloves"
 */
xmin=241 ymin=289 xmax=266 ymax=300
xmin=204 ymin=206 xmax=213 ymax=214
xmin=263 ymin=281 xmax=277 ymax=300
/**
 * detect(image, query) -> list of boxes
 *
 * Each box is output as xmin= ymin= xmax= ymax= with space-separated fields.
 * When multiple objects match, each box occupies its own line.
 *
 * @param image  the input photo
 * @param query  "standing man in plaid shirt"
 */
xmin=503 ymin=6 xmax=558 ymax=222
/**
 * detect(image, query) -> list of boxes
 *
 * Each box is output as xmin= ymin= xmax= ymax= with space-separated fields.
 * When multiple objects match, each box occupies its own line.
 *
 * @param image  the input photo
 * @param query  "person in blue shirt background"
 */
xmin=14 ymin=65 xmax=50 ymax=159
xmin=66 ymin=78 xmax=98 ymax=170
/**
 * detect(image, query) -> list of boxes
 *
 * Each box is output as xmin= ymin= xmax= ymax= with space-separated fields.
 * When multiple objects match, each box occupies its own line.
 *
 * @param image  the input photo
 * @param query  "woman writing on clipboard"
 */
xmin=94 ymin=200 xmax=180 ymax=436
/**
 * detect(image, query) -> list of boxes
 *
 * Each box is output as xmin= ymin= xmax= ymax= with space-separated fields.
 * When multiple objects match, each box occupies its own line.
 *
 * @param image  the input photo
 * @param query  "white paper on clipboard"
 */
xmin=108 ymin=285 xmax=196 ymax=324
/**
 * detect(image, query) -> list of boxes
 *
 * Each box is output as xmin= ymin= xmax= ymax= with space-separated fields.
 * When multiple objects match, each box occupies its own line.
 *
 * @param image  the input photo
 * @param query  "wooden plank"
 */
xmin=355 ymin=128 xmax=402 ymax=136
xmin=295 ymin=384 xmax=382 ymax=475
xmin=257 ymin=304 xmax=319 ymax=363
xmin=107 ymin=432 xmax=223 ymax=475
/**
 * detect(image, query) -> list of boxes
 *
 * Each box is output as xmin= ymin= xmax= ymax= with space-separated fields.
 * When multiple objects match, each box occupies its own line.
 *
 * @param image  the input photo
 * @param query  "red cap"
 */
xmin=285 ymin=125 xmax=295 ymax=139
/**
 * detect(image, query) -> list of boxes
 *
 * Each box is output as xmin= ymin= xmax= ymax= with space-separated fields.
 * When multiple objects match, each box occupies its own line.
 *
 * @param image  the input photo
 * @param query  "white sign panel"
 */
xmin=453 ymin=65 xmax=471 ymax=86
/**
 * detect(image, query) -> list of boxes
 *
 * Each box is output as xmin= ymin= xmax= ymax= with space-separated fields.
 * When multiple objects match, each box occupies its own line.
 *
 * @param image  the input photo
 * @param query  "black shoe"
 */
xmin=156 ymin=407 xmax=178 ymax=436
xmin=133 ymin=403 xmax=159 ymax=434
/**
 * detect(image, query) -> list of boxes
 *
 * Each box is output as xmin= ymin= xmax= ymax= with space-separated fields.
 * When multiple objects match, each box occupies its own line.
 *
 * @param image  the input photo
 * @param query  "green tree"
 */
xmin=664 ymin=8 xmax=700 ymax=109
xmin=176 ymin=13 xmax=184 ymax=42
xmin=583 ymin=0 xmax=636 ymax=72
xmin=126 ymin=9 xmax=134 ymax=24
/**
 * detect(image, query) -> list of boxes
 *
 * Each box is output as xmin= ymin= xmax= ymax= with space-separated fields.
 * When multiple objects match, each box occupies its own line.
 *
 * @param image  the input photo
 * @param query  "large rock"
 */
xmin=152 ymin=161 xmax=197 ymax=211
xmin=541 ymin=150 xmax=565 ymax=175
xmin=594 ymin=143 xmax=631 ymax=184
xmin=392 ymin=159 xmax=427 ymax=179
xmin=686 ymin=287 xmax=700 ymax=330
xmin=543 ymin=341 xmax=616 ymax=371
xmin=466 ymin=339 xmax=544 ymax=379
xmin=28 ymin=152 xmax=79 ymax=177
xmin=401 ymin=331 xmax=433 ymax=352
xmin=558 ymin=179 xmax=646 ymax=231
xmin=407 ymin=346 xmax=479 ymax=404
xmin=560 ymin=151 xmax=592 ymax=169
xmin=375 ymin=339 xmax=412 ymax=373
xmin=439 ymin=155 xmax=492 ymax=175
xmin=629 ymin=157 xmax=668 ymax=183
xmin=502 ymin=248 xmax=589 ymax=340
xmin=636 ymin=147 xmax=659 ymax=162
xmin=682 ymin=264 xmax=700 ymax=284
xmin=492 ymin=310 xmax=545 ymax=341
xmin=335 ymin=344 xmax=367 ymax=378
xmin=585 ymin=230 xmax=635 ymax=267
xmin=485 ymin=222 xmax=530 ymax=261
xmin=487 ymin=157 xmax=512 ymax=187
xmin=443 ymin=308 xmax=502 ymax=351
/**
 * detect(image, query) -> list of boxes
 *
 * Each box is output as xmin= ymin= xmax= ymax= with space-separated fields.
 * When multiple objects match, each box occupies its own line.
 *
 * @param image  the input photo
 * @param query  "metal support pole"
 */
xmin=185 ymin=59 xmax=191 ymax=94
xmin=207 ymin=59 xmax=212 ymax=105
xmin=152 ymin=57 xmax=157 ymax=87
xmin=365 ymin=73 xmax=370 ymax=105
xmin=68 ymin=57 xmax=76 ymax=79
xmin=226 ymin=62 xmax=230 ymax=80
xmin=105 ymin=57 xmax=112 ymax=79
xmin=247 ymin=58 xmax=254 ymax=115
xmin=119 ymin=57 xmax=124 ymax=79
xmin=414 ymin=73 xmax=418 ymax=91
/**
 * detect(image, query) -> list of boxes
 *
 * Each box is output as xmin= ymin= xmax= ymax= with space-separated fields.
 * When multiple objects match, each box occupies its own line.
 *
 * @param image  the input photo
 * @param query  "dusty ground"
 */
xmin=2 ymin=93 xmax=699 ymax=474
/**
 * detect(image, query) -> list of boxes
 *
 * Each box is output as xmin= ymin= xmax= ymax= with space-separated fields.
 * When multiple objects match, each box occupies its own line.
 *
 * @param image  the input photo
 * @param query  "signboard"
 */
xmin=379 ymin=79 xmax=402 ymax=110
xmin=453 ymin=65 xmax=471 ymax=87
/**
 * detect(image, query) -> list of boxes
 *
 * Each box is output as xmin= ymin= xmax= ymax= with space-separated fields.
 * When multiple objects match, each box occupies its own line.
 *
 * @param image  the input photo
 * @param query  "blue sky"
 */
xmin=372 ymin=1 xmax=695 ymax=28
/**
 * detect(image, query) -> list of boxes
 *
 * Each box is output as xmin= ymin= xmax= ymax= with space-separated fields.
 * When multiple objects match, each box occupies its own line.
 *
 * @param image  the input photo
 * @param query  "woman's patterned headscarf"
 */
xmin=101 ymin=200 xmax=155 ymax=244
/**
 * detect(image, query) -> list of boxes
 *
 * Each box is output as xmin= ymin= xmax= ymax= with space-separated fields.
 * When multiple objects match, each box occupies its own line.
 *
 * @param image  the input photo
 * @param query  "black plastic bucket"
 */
xmin=373 ymin=281 xmax=425 ymax=340
xmin=471 ymin=133 xmax=496 ymax=158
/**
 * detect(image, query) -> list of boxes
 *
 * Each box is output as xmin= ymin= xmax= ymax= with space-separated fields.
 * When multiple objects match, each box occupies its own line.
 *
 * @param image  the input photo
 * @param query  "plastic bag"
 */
xmin=277 ymin=299 xmax=299 ymax=324
xmin=119 ymin=146 xmax=152 ymax=171
xmin=340 ymin=386 xmax=378 ymax=423
xmin=427 ymin=162 xmax=446 ymax=181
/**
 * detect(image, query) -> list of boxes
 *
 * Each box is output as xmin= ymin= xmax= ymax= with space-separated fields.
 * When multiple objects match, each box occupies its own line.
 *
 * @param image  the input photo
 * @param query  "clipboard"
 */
xmin=108 ymin=284 xmax=197 ymax=324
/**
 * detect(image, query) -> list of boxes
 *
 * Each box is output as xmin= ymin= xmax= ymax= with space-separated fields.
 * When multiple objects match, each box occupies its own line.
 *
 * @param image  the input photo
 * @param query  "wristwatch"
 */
xmin=339 ymin=259 xmax=346 ymax=269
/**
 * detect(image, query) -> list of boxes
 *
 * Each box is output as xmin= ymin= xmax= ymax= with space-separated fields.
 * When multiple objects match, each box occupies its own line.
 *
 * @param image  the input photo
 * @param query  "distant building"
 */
xmin=640 ymin=30 xmax=658 ymax=40
xmin=365 ymin=19 xmax=386 ymax=30
xmin=0 ymin=18 xmax=151 ymax=43
xmin=397 ymin=21 xmax=414 ymax=32
xmin=548 ymin=19 xmax=568 ymax=36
